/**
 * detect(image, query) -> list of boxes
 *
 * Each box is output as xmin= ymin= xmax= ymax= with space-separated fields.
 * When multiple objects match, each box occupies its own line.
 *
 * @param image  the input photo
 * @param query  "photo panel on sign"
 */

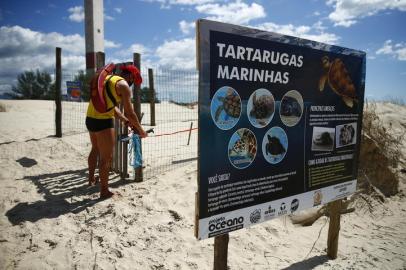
xmin=311 ymin=126 xmax=335 ymax=152
xmin=262 ymin=126 xmax=288 ymax=164
xmin=247 ymin=88 xmax=275 ymax=128
xmin=280 ymin=90 xmax=304 ymax=127
xmin=336 ymin=122 xmax=357 ymax=148
xmin=210 ymin=86 xmax=242 ymax=130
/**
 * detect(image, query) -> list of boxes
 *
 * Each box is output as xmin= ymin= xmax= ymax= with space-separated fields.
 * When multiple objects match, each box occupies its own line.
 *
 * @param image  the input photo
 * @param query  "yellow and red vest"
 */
xmin=86 ymin=75 xmax=123 ymax=119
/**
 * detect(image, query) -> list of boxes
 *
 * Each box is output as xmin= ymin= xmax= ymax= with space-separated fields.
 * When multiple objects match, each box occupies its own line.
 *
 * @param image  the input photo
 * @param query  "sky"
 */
xmin=0 ymin=0 xmax=405 ymax=100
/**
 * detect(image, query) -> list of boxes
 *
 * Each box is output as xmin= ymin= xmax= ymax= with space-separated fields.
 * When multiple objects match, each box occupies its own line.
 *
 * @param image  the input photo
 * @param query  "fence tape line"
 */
xmin=148 ymin=127 xmax=198 ymax=138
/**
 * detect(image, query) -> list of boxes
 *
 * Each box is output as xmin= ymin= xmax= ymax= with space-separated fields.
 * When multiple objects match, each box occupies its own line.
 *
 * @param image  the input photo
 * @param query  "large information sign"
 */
xmin=195 ymin=20 xmax=366 ymax=240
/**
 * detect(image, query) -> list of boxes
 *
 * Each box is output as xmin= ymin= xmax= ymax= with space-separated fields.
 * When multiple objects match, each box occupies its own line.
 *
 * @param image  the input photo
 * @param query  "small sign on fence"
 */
xmin=66 ymin=81 xmax=81 ymax=101
xmin=195 ymin=19 xmax=366 ymax=240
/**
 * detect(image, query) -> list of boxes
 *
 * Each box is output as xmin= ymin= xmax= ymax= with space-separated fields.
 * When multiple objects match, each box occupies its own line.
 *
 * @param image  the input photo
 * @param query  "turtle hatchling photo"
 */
xmin=210 ymin=86 xmax=242 ymax=130
xmin=247 ymin=88 xmax=275 ymax=128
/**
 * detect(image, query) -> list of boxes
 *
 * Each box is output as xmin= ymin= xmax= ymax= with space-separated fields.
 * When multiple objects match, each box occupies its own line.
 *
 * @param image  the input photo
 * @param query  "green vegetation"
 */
xmin=11 ymin=70 xmax=55 ymax=99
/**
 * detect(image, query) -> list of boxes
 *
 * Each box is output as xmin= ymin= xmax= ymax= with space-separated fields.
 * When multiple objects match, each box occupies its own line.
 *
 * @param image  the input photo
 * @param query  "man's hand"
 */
xmin=129 ymin=124 xmax=147 ymax=138
xmin=137 ymin=128 xmax=148 ymax=138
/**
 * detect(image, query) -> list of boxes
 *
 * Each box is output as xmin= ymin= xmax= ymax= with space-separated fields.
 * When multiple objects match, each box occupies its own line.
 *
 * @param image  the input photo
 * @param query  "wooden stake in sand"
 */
xmin=214 ymin=234 xmax=229 ymax=270
xmin=187 ymin=122 xmax=193 ymax=146
xmin=327 ymin=199 xmax=342 ymax=259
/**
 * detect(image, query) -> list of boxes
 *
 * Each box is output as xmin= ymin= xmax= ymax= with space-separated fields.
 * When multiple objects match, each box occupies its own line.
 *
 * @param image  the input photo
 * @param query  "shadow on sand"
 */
xmin=6 ymin=168 xmax=132 ymax=225
xmin=281 ymin=255 xmax=330 ymax=270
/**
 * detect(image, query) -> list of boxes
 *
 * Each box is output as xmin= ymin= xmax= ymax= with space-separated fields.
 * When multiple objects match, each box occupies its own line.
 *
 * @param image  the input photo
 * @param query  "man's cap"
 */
xmin=120 ymin=64 xmax=142 ymax=86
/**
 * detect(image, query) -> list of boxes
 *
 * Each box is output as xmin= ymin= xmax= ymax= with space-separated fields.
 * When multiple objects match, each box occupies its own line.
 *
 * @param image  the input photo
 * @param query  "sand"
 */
xmin=0 ymin=100 xmax=405 ymax=270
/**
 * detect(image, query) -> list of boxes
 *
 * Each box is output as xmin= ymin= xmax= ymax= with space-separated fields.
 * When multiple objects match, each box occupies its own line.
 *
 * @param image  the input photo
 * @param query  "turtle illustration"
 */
xmin=229 ymin=129 xmax=257 ymax=159
xmin=319 ymin=56 xmax=357 ymax=108
xmin=265 ymin=135 xmax=286 ymax=156
xmin=313 ymin=132 xmax=333 ymax=146
xmin=280 ymin=96 xmax=302 ymax=117
xmin=250 ymin=93 xmax=274 ymax=125
xmin=215 ymin=88 xmax=241 ymax=122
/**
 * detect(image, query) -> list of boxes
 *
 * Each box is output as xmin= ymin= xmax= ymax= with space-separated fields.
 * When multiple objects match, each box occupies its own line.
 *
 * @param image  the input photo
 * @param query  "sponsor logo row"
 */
xmin=207 ymin=187 xmax=330 ymax=236
xmin=208 ymin=197 xmax=303 ymax=236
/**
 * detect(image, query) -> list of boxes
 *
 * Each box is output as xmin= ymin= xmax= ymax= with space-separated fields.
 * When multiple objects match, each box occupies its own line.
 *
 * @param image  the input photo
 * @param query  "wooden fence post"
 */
xmin=133 ymin=53 xmax=142 ymax=119
xmin=148 ymin=68 xmax=156 ymax=126
xmin=133 ymin=53 xmax=143 ymax=182
xmin=213 ymin=234 xmax=229 ymax=270
xmin=55 ymin=47 xmax=62 ymax=138
xmin=327 ymin=199 xmax=342 ymax=259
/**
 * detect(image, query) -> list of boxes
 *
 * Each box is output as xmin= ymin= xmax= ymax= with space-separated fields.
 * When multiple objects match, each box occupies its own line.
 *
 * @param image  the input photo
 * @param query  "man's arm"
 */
xmin=116 ymin=80 xmax=147 ymax=138
xmin=114 ymin=107 xmax=129 ymax=124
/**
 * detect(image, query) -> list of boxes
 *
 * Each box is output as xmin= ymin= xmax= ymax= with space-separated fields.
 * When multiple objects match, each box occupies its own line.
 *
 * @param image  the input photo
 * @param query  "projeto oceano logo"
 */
xmin=208 ymin=216 xmax=244 ymax=232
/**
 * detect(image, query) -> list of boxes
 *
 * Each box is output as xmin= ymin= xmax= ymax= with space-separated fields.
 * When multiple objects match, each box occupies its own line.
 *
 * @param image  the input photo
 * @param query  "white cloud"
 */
xmin=376 ymin=40 xmax=406 ymax=61
xmin=179 ymin=20 xmax=195 ymax=35
xmin=104 ymin=14 xmax=115 ymax=21
xmin=256 ymin=21 xmax=340 ymax=44
xmin=114 ymin=7 xmax=122 ymax=14
xmin=146 ymin=0 xmax=215 ymax=8
xmin=196 ymin=0 xmax=266 ymax=25
xmin=0 ymin=25 xmax=84 ymax=56
xmin=171 ymin=0 xmax=214 ymax=4
xmin=0 ymin=26 xmax=85 ymax=89
xmin=68 ymin=6 xmax=84 ymax=23
xmin=105 ymin=39 xmax=121 ymax=49
xmin=327 ymin=0 xmax=406 ymax=27
xmin=155 ymin=38 xmax=196 ymax=69
xmin=114 ymin=43 xmax=152 ymax=59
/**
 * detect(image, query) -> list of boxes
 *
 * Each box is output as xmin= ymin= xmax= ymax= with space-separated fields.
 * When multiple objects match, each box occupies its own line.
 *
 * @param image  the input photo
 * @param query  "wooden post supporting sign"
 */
xmin=327 ymin=199 xmax=342 ymax=259
xmin=213 ymin=234 xmax=229 ymax=270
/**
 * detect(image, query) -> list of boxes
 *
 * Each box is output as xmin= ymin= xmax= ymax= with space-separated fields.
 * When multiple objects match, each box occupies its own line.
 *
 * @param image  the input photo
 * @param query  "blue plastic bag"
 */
xmin=129 ymin=134 xmax=142 ymax=168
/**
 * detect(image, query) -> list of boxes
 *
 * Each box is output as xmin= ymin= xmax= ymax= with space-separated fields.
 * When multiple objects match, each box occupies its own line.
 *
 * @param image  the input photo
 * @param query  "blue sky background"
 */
xmin=0 ymin=0 xmax=405 ymax=100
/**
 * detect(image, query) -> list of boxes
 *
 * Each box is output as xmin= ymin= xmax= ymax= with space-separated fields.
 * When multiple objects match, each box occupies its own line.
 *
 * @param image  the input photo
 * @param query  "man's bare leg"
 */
xmin=96 ymin=128 xmax=115 ymax=198
xmin=88 ymin=132 xmax=99 ymax=186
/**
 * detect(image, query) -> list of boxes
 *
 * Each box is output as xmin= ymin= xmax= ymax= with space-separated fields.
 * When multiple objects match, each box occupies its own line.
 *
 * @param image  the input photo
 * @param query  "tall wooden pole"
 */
xmin=55 ymin=47 xmax=62 ymax=138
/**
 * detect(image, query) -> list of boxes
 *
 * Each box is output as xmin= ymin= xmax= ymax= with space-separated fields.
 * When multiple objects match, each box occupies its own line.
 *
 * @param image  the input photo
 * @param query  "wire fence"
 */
xmin=60 ymin=68 xmax=198 ymax=179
